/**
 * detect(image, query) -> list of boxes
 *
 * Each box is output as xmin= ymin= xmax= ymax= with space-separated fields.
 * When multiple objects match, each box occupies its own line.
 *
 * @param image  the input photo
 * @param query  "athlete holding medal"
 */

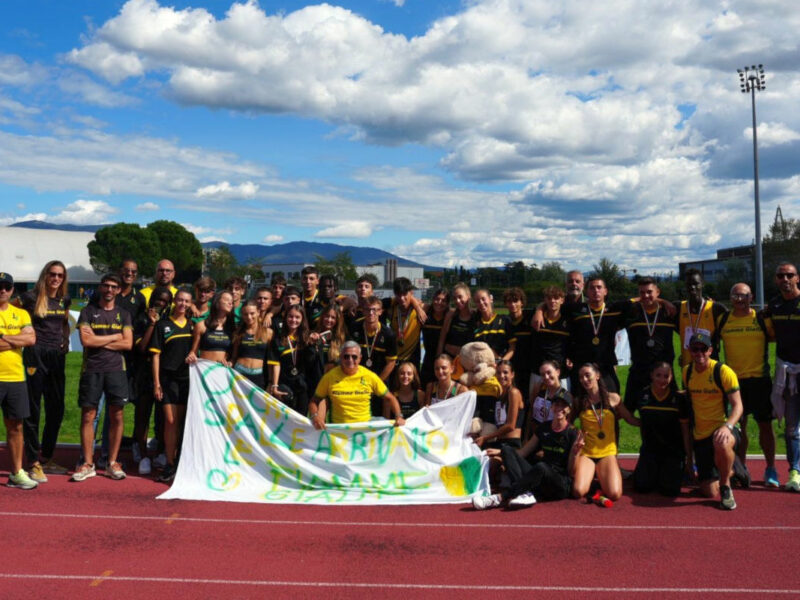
xmin=623 ymin=277 xmax=677 ymax=413
xmin=571 ymin=363 xmax=639 ymax=502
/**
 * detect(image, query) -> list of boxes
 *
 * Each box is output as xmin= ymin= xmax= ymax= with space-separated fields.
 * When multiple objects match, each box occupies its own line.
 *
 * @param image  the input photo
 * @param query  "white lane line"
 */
xmin=0 ymin=573 xmax=795 ymax=593
xmin=0 ymin=511 xmax=797 ymax=531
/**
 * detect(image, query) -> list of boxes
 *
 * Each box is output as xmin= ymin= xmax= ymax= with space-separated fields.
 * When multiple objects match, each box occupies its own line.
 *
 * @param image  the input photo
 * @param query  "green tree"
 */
xmin=146 ymin=220 xmax=203 ymax=283
xmin=589 ymin=257 xmax=634 ymax=299
xmin=314 ymin=252 xmax=358 ymax=284
xmin=206 ymin=245 xmax=238 ymax=284
xmin=87 ymin=223 xmax=161 ymax=277
xmin=538 ymin=261 xmax=565 ymax=284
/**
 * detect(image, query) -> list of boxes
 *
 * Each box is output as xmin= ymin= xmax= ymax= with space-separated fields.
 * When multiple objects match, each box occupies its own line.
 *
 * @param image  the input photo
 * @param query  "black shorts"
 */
xmin=739 ymin=377 xmax=773 ymax=423
xmin=634 ymin=447 xmax=684 ymax=497
xmin=694 ymin=427 xmax=741 ymax=482
xmin=0 ymin=381 xmax=29 ymax=420
xmin=161 ymin=371 xmax=189 ymax=406
xmin=78 ymin=371 xmax=129 ymax=409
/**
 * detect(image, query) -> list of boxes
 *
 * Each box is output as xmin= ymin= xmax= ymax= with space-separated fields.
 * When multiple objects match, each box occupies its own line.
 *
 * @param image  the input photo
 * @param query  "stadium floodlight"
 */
xmin=738 ymin=64 xmax=766 ymax=307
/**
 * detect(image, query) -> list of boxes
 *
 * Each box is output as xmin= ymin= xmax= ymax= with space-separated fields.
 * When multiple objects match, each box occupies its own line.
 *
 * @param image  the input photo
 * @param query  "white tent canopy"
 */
xmin=0 ymin=226 xmax=99 ymax=284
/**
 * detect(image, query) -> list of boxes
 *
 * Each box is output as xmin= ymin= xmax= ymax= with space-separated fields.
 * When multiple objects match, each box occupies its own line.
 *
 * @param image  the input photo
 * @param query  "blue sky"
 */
xmin=2 ymin=0 xmax=799 ymax=273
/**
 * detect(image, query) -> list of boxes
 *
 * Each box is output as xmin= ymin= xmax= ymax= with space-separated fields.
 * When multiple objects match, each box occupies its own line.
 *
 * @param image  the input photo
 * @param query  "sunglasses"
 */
xmin=47 ymin=272 xmax=65 ymax=279
xmin=341 ymin=354 xmax=359 ymax=361
xmin=689 ymin=346 xmax=709 ymax=354
xmin=121 ymin=268 xmax=137 ymax=275
xmin=730 ymin=294 xmax=749 ymax=301
xmin=777 ymin=273 xmax=797 ymax=280
xmin=0 ymin=283 xmax=13 ymax=292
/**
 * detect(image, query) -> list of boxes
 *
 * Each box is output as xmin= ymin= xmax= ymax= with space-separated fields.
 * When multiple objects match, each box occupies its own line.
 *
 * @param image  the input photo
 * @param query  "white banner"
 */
xmin=159 ymin=361 xmax=490 ymax=505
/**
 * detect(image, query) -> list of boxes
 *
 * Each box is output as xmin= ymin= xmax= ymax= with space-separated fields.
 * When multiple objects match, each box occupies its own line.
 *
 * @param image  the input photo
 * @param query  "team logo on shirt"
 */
xmin=27 ymin=367 xmax=36 ymax=376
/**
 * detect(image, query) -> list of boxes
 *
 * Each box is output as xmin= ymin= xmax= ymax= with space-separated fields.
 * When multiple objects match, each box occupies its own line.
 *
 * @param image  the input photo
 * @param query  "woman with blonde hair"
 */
xmin=17 ymin=260 xmax=71 ymax=480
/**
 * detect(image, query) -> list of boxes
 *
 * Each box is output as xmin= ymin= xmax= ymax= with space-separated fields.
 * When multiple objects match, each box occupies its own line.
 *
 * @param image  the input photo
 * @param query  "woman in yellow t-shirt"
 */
xmin=571 ymin=363 xmax=639 ymax=502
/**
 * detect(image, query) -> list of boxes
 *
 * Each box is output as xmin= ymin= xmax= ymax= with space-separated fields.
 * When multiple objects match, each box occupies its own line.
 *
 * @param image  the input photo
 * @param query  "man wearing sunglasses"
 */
xmin=762 ymin=262 xmax=800 ymax=492
xmin=117 ymin=259 xmax=141 ymax=317
xmin=137 ymin=259 xmax=178 ymax=314
xmin=73 ymin=274 xmax=133 ymax=482
xmin=0 ymin=272 xmax=38 ymax=489
xmin=682 ymin=332 xmax=743 ymax=510
xmin=309 ymin=341 xmax=404 ymax=430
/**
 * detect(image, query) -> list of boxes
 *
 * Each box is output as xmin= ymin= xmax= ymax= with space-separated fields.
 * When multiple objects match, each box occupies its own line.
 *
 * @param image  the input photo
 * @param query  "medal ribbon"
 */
xmin=642 ymin=304 xmax=660 ymax=340
xmin=363 ymin=323 xmax=379 ymax=363
xmin=689 ymin=299 xmax=706 ymax=335
xmin=588 ymin=303 xmax=605 ymax=338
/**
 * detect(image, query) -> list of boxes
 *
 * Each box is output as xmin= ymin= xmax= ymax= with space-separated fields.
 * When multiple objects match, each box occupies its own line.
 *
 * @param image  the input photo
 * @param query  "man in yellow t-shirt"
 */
xmin=310 ymin=341 xmax=405 ymax=429
xmin=682 ymin=333 xmax=743 ymax=510
xmin=0 ymin=272 xmax=38 ymax=490
xmin=716 ymin=282 xmax=778 ymax=487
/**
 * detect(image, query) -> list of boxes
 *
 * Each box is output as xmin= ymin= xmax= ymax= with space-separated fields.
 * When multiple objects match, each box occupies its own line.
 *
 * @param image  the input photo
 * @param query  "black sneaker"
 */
xmin=157 ymin=464 xmax=176 ymax=483
xmin=732 ymin=456 xmax=751 ymax=489
xmin=720 ymin=485 xmax=736 ymax=510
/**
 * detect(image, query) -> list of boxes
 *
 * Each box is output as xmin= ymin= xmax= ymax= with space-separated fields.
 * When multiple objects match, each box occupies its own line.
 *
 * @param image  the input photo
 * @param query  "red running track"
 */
xmin=2 ymin=448 xmax=799 ymax=599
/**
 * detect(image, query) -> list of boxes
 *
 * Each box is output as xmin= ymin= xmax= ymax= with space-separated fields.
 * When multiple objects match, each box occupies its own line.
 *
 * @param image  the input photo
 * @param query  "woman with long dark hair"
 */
xmin=186 ymin=291 xmax=235 ymax=365
xmin=437 ymin=283 xmax=474 ymax=359
xmin=571 ymin=363 xmax=639 ymax=502
xmin=231 ymin=300 xmax=272 ymax=388
xmin=17 ymin=260 xmax=71 ymax=480
xmin=150 ymin=288 xmax=194 ymax=482
xmin=420 ymin=288 xmax=451 ymax=386
xmin=267 ymin=304 xmax=313 ymax=416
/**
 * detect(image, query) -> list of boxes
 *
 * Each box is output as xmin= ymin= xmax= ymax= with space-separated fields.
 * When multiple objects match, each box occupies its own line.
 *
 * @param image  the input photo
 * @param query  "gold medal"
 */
xmin=592 ymin=336 xmax=600 ymax=345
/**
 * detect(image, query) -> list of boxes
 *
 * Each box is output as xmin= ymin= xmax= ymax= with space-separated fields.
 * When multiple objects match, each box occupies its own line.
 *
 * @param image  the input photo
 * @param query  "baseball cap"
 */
xmin=0 ymin=272 xmax=13 ymax=286
xmin=689 ymin=332 xmax=712 ymax=349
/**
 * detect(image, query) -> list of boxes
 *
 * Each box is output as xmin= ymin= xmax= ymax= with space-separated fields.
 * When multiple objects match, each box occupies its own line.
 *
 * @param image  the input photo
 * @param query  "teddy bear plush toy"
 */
xmin=457 ymin=342 xmax=501 ymax=436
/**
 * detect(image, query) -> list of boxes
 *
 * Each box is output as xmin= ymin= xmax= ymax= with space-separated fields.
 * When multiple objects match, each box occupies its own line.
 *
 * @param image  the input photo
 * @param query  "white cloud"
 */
xmin=50 ymin=200 xmax=118 ymax=224
xmin=182 ymin=223 xmax=234 ymax=241
xmin=57 ymin=71 xmax=137 ymax=107
xmin=195 ymin=180 xmax=259 ymax=199
xmin=263 ymin=234 xmax=283 ymax=243
xmin=745 ymin=122 xmax=800 ymax=148
xmin=136 ymin=201 xmax=160 ymax=211
xmin=315 ymin=221 xmax=372 ymax=238
xmin=3 ymin=0 xmax=800 ymax=271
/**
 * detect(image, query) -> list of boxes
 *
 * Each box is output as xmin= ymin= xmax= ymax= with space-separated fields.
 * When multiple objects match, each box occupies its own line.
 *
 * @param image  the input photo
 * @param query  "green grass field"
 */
xmin=1 ymin=346 xmax=788 ymax=456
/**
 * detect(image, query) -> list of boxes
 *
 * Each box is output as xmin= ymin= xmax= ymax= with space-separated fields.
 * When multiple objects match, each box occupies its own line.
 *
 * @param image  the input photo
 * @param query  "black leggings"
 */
xmin=23 ymin=346 xmax=66 ymax=463
xmin=501 ymin=444 xmax=571 ymax=501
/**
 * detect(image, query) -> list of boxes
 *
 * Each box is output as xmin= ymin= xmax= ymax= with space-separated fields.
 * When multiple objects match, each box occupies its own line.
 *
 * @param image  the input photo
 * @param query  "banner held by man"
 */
xmin=159 ymin=360 xmax=489 ymax=505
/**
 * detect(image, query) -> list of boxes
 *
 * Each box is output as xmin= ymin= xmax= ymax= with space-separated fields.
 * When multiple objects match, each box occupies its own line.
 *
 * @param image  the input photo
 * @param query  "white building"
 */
xmin=0 ymin=226 xmax=100 ymax=287
xmin=260 ymin=259 xmax=424 ymax=288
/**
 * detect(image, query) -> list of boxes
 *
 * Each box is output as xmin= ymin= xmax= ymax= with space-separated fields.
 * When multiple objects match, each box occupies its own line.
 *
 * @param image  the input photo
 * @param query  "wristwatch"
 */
xmin=725 ymin=423 xmax=735 ymax=432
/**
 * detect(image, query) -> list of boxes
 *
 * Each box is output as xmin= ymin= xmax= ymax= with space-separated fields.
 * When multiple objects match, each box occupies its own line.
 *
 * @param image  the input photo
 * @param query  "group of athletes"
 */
xmin=2 ymin=256 xmax=800 ymax=513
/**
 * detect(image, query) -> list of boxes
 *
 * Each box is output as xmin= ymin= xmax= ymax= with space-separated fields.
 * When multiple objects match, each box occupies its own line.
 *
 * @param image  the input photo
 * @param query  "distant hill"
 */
xmin=202 ymin=240 xmax=433 ymax=269
xmin=8 ymin=221 xmax=435 ymax=269
xmin=10 ymin=220 xmax=108 ymax=233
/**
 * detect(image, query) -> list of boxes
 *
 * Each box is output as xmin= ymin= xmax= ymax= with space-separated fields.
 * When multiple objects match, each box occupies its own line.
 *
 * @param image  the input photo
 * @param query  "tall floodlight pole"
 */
xmin=738 ymin=64 xmax=766 ymax=307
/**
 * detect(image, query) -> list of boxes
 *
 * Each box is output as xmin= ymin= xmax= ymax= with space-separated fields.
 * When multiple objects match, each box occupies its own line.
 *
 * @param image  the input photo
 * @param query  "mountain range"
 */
xmin=10 ymin=221 xmax=434 ymax=269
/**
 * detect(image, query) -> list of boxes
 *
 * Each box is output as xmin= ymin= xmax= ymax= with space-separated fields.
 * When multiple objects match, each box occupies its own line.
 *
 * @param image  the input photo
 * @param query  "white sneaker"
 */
xmin=131 ymin=442 xmax=142 ymax=464
xmin=138 ymin=457 xmax=152 ymax=475
xmin=147 ymin=437 xmax=159 ymax=452
xmin=153 ymin=453 xmax=167 ymax=469
xmin=508 ymin=492 xmax=537 ymax=507
xmin=472 ymin=493 xmax=502 ymax=510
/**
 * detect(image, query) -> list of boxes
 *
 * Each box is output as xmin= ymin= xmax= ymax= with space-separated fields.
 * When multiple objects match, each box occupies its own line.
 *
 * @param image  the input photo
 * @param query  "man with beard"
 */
xmin=761 ymin=263 xmax=800 ymax=492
